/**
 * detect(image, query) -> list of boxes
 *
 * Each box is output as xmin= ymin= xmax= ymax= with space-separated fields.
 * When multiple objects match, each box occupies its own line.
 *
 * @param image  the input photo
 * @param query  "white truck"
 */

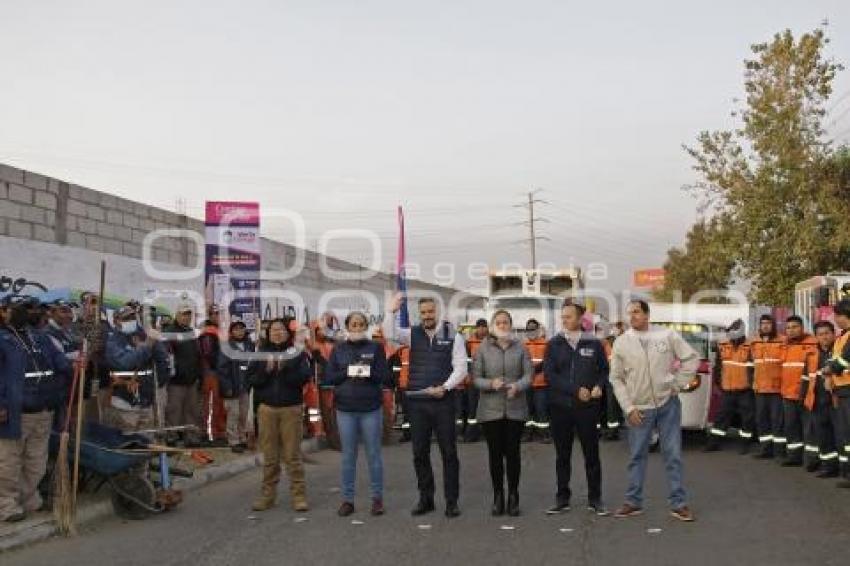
xmin=484 ymin=268 xmax=583 ymax=336
xmin=647 ymin=302 xmax=770 ymax=431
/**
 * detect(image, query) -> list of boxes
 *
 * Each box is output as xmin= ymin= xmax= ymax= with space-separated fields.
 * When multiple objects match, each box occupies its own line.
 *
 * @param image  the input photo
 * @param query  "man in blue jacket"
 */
xmin=0 ymin=296 xmax=71 ymax=522
xmin=544 ymin=302 xmax=609 ymax=516
xmin=104 ymin=306 xmax=170 ymax=435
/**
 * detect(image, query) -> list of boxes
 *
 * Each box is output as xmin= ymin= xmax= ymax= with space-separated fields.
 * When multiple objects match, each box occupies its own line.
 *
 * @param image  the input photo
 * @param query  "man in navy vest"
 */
xmin=386 ymin=294 xmax=467 ymax=518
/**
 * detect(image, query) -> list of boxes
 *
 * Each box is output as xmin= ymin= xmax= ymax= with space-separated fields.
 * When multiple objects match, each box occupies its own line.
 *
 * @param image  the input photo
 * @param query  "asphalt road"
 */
xmin=5 ymin=433 xmax=850 ymax=566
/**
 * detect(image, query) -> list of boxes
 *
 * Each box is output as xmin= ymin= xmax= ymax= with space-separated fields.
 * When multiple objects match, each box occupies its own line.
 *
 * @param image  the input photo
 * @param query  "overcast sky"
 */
xmin=2 ymin=1 xmax=850 ymax=293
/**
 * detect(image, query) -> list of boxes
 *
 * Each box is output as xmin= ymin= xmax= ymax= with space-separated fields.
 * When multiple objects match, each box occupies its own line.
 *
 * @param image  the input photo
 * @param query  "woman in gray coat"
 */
xmin=473 ymin=309 xmax=533 ymax=516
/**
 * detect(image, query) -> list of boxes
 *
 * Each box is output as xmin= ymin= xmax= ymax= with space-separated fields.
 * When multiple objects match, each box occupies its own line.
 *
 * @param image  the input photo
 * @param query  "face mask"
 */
xmin=348 ymin=331 xmax=367 ymax=342
xmin=121 ymin=320 xmax=139 ymax=335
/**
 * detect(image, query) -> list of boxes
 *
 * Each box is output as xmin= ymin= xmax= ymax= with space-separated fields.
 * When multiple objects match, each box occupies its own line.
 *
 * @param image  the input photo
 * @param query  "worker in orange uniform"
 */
xmin=824 ymin=299 xmax=850 ymax=487
xmin=524 ymin=319 xmax=551 ymax=443
xmin=199 ymin=305 xmax=227 ymax=445
xmin=461 ymin=319 xmax=488 ymax=443
xmin=395 ymin=343 xmax=411 ymax=442
xmin=750 ymin=314 xmax=786 ymax=460
xmin=373 ymin=326 xmax=400 ymax=445
xmin=705 ymin=319 xmax=755 ymax=454
xmin=311 ymin=314 xmax=341 ymax=450
xmin=805 ymin=320 xmax=841 ymax=478
xmin=779 ymin=316 xmax=819 ymax=467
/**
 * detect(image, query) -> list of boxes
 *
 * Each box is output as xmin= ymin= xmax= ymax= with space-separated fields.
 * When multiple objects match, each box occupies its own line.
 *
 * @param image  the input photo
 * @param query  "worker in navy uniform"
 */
xmin=104 ymin=306 xmax=170 ymax=435
xmin=385 ymin=294 xmax=467 ymax=519
xmin=44 ymin=300 xmax=82 ymax=365
xmin=0 ymin=296 xmax=71 ymax=522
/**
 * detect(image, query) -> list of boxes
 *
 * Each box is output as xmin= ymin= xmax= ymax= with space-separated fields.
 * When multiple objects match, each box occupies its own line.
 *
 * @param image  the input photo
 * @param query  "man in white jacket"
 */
xmin=609 ymin=300 xmax=699 ymax=522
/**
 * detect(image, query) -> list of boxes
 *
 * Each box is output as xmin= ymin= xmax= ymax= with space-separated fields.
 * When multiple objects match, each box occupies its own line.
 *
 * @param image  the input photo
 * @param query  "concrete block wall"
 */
xmin=0 ymin=162 xmax=466 ymax=306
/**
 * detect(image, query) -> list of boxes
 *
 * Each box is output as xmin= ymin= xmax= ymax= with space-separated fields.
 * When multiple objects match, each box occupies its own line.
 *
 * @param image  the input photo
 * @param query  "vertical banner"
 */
xmin=205 ymin=201 xmax=261 ymax=329
xmin=396 ymin=205 xmax=410 ymax=329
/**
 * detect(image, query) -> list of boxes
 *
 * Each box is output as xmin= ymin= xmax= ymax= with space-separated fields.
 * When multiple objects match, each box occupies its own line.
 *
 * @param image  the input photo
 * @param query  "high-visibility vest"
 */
xmin=525 ymin=338 xmax=548 ymax=388
xmin=780 ymin=335 xmax=818 ymax=401
xmin=398 ymin=345 xmax=410 ymax=390
xmin=465 ymin=337 xmax=483 ymax=387
xmin=718 ymin=341 xmax=752 ymax=391
xmin=832 ymin=331 xmax=850 ymax=388
xmin=750 ymin=336 xmax=784 ymax=394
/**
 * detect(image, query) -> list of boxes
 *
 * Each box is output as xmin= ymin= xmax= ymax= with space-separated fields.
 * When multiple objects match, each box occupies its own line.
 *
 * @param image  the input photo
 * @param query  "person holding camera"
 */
xmin=323 ymin=312 xmax=391 ymax=516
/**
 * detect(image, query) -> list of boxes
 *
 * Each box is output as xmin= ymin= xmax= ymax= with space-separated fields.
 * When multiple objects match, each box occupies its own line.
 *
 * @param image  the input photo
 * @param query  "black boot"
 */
xmin=411 ymin=495 xmax=435 ymax=516
xmin=753 ymin=444 xmax=773 ymax=459
xmin=738 ymin=439 xmax=751 ymax=455
xmin=816 ymin=465 xmax=839 ymax=479
xmin=781 ymin=452 xmax=803 ymax=467
xmin=507 ymin=491 xmax=520 ymax=517
xmin=704 ymin=436 xmax=721 ymax=452
xmin=805 ymin=459 xmax=821 ymax=473
xmin=491 ymin=491 xmax=505 ymax=516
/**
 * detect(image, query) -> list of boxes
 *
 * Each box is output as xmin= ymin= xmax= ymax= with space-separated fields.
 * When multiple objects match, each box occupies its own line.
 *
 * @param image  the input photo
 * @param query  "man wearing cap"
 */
xmin=164 ymin=305 xmax=203 ymax=446
xmin=524 ymin=318 xmax=551 ymax=443
xmin=45 ymin=300 xmax=82 ymax=367
xmin=104 ymin=306 xmax=170 ymax=434
xmin=705 ymin=319 xmax=755 ymax=454
xmin=218 ymin=320 xmax=253 ymax=452
xmin=0 ymin=296 xmax=71 ymax=522
xmin=750 ymin=314 xmax=786 ymax=460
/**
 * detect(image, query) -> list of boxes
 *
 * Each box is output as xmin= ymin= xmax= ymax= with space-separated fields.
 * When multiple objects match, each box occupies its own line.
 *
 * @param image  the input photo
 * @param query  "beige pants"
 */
xmin=0 ymin=411 xmax=53 ymax=520
xmin=166 ymin=384 xmax=200 ymax=442
xmin=224 ymin=394 xmax=250 ymax=447
xmin=258 ymin=404 xmax=305 ymax=501
xmin=103 ymin=405 xmax=155 ymax=437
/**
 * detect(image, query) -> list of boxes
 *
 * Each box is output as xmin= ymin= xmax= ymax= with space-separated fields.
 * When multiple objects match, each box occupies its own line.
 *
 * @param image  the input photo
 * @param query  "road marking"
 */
xmin=417 ymin=524 xmax=432 ymax=530
xmin=559 ymin=528 xmax=574 ymax=533
xmin=351 ymin=520 xmax=365 ymax=525
xmin=647 ymin=528 xmax=663 ymax=534
xmin=500 ymin=525 xmax=516 ymax=531
xmin=247 ymin=516 xmax=258 ymax=521
xmin=294 ymin=517 xmax=309 ymax=523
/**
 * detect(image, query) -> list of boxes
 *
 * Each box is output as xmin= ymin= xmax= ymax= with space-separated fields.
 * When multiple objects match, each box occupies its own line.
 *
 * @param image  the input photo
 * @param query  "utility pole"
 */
xmin=514 ymin=189 xmax=550 ymax=269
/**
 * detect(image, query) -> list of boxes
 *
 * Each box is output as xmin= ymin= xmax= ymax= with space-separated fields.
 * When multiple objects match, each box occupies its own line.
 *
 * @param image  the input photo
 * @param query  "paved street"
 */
xmin=5 ymin=434 xmax=850 ymax=566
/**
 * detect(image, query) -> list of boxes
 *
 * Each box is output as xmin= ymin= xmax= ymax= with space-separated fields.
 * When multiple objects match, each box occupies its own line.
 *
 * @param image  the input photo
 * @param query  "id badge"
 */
xmin=348 ymin=363 xmax=371 ymax=378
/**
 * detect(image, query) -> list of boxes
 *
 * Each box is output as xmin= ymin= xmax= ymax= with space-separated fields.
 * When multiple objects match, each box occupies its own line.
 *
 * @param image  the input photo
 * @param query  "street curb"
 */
xmin=0 ymin=437 xmax=323 ymax=554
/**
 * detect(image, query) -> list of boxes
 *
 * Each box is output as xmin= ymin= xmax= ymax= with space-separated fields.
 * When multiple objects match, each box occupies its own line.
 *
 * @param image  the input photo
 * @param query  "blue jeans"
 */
xmin=337 ymin=408 xmax=384 ymax=502
xmin=625 ymin=396 xmax=687 ymax=510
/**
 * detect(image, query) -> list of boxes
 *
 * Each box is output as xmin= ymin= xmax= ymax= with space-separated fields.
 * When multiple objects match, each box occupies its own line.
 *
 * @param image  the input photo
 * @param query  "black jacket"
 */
xmin=543 ymin=333 xmax=609 ymax=410
xmin=217 ymin=339 xmax=254 ymax=399
xmin=323 ymin=339 xmax=390 ymax=412
xmin=165 ymin=323 xmax=202 ymax=386
xmin=247 ymin=343 xmax=311 ymax=407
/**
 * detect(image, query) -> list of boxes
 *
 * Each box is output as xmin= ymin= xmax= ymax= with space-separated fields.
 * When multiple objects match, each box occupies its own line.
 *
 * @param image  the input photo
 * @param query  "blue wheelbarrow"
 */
xmin=49 ymin=422 xmax=184 ymax=520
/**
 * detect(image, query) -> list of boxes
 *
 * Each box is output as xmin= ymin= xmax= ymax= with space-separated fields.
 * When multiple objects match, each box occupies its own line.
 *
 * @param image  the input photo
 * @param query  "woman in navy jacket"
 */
xmin=324 ymin=311 xmax=391 ymax=517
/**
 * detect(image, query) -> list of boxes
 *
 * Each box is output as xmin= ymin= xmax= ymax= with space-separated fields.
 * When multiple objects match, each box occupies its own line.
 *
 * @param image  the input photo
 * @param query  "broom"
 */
xmin=54 ymin=341 xmax=86 ymax=535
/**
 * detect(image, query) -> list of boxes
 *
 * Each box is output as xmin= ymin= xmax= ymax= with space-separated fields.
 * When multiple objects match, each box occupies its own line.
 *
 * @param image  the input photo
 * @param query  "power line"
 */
xmin=513 ymin=188 xmax=550 ymax=269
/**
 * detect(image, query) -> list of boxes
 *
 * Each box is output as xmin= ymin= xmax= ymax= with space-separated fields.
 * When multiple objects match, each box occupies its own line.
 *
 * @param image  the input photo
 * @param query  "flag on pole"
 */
xmin=397 ymin=205 xmax=410 ymax=328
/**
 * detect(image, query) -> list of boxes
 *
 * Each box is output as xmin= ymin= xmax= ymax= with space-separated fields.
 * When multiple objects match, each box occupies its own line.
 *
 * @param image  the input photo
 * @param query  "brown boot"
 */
xmin=293 ymin=494 xmax=309 ymax=512
xmin=252 ymin=495 xmax=276 ymax=511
